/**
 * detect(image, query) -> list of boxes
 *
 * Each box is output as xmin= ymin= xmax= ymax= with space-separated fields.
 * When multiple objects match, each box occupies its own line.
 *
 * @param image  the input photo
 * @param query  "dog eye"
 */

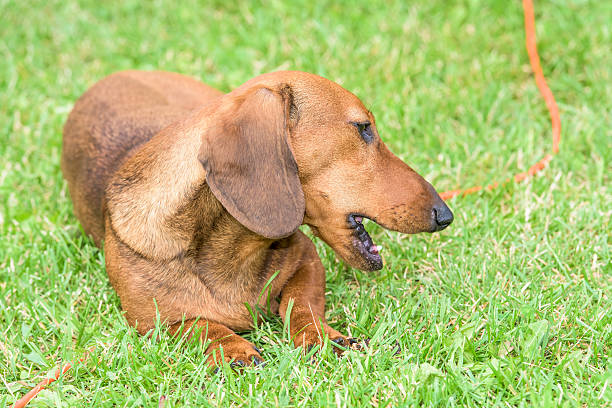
xmin=351 ymin=122 xmax=374 ymax=143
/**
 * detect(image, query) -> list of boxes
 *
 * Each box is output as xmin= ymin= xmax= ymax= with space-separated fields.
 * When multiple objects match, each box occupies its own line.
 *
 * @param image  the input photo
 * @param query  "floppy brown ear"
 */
xmin=198 ymin=85 xmax=304 ymax=239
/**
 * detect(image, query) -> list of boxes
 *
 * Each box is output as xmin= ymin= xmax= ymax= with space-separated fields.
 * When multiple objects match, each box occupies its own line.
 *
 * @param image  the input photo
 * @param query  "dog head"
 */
xmin=199 ymin=71 xmax=452 ymax=271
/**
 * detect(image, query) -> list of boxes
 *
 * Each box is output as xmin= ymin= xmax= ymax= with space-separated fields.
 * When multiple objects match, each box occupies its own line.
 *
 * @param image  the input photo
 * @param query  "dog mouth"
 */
xmin=348 ymin=214 xmax=383 ymax=270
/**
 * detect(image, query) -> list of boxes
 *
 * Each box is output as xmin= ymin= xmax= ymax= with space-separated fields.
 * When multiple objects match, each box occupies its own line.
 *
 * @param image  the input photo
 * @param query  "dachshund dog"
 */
xmin=62 ymin=70 xmax=453 ymax=366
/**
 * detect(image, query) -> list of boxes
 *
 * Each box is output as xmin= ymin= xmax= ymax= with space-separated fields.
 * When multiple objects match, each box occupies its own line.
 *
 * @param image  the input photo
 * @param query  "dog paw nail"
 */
xmin=348 ymin=338 xmax=370 ymax=351
xmin=230 ymin=360 xmax=246 ymax=368
xmin=305 ymin=344 xmax=318 ymax=355
xmin=331 ymin=337 xmax=347 ymax=347
xmin=253 ymin=346 xmax=262 ymax=354
xmin=251 ymin=356 xmax=265 ymax=367
xmin=393 ymin=341 xmax=401 ymax=356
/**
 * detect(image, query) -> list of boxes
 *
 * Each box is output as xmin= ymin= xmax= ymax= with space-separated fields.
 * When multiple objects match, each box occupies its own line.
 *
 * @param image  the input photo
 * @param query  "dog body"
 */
xmin=62 ymin=70 xmax=452 ymax=365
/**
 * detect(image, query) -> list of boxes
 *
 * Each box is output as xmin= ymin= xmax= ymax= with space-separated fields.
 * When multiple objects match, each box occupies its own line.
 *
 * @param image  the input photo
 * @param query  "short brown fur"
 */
xmin=62 ymin=70 xmax=452 ymax=365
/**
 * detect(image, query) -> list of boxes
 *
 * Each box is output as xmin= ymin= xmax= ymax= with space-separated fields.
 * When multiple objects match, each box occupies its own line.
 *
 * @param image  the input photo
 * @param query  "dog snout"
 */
xmin=432 ymin=200 xmax=453 ymax=231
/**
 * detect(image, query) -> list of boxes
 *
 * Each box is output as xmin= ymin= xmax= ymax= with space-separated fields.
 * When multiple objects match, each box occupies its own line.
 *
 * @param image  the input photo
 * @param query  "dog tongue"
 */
xmin=369 ymin=245 xmax=381 ymax=254
xmin=354 ymin=216 xmax=363 ymax=223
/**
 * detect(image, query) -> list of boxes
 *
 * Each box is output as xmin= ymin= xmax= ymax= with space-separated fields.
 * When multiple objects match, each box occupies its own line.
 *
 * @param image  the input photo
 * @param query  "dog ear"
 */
xmin=198 ymin=85 xmax=305 ymax=239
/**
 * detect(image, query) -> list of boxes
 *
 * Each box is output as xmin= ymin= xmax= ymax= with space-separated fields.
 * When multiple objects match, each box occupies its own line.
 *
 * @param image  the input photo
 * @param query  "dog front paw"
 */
xmin=205 ymin=335 xmax=264 ymax=368
xmin=291 ymin=322 xmax=362 ymax=355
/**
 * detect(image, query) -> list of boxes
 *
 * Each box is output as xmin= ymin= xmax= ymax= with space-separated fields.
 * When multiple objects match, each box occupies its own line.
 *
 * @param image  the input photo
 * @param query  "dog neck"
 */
xmin=180 ymin=182 xmax=279 ymax=299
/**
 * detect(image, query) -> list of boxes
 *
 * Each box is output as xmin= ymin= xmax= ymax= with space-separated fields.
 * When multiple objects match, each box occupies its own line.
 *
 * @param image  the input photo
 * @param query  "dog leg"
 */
xmin=279 ymin=253 xmax=353 ymax=354
xmin=168 ymin=318 xmax=264 ymax=367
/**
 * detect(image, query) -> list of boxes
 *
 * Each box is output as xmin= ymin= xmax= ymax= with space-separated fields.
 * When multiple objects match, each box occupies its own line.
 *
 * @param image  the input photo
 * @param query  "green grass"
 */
xmin=1 ymin=0 xmax=610 ymax=406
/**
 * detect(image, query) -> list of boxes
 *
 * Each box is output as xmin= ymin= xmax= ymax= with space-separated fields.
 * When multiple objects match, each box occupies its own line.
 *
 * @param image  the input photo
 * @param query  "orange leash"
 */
xmin=440 ymin=0 xmax=561 ymax=200
xmin=11 ymin=349 xmax=94 ymax=408
xmin=10 ymin=1 xmax=560 ymax=406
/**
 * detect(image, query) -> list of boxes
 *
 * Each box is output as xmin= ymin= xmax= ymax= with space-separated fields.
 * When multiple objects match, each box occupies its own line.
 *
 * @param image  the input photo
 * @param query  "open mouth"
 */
xmin=348 ymin=214 xmax=383 ymax=269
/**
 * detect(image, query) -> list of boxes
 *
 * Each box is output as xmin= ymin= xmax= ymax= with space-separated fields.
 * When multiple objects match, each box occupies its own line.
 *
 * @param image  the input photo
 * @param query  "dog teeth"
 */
xmin=368 ymin=245 xmax=382 ymax=255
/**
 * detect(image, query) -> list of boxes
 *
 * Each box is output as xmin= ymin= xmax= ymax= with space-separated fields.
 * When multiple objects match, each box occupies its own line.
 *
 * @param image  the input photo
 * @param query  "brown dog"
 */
xmin=62 ymin=70 xmax=452 ymax=366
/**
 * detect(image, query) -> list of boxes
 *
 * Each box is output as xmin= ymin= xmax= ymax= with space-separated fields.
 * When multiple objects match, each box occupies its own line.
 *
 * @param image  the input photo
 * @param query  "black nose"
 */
xmin=433 ymin=201 xmax=454 ymax=231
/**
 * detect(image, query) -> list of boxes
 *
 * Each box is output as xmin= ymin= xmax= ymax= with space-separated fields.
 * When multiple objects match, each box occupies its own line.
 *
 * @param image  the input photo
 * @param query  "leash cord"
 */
xmin=440 ymin=0 xmax=561 ymax=200
xmin=10 ymin=0 xmax=560 ymax=406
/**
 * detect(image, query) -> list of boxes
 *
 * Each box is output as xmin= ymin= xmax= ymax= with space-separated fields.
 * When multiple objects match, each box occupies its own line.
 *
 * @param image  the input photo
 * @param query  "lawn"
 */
xmin=0 ymin=0 xmax=610 ymax=406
